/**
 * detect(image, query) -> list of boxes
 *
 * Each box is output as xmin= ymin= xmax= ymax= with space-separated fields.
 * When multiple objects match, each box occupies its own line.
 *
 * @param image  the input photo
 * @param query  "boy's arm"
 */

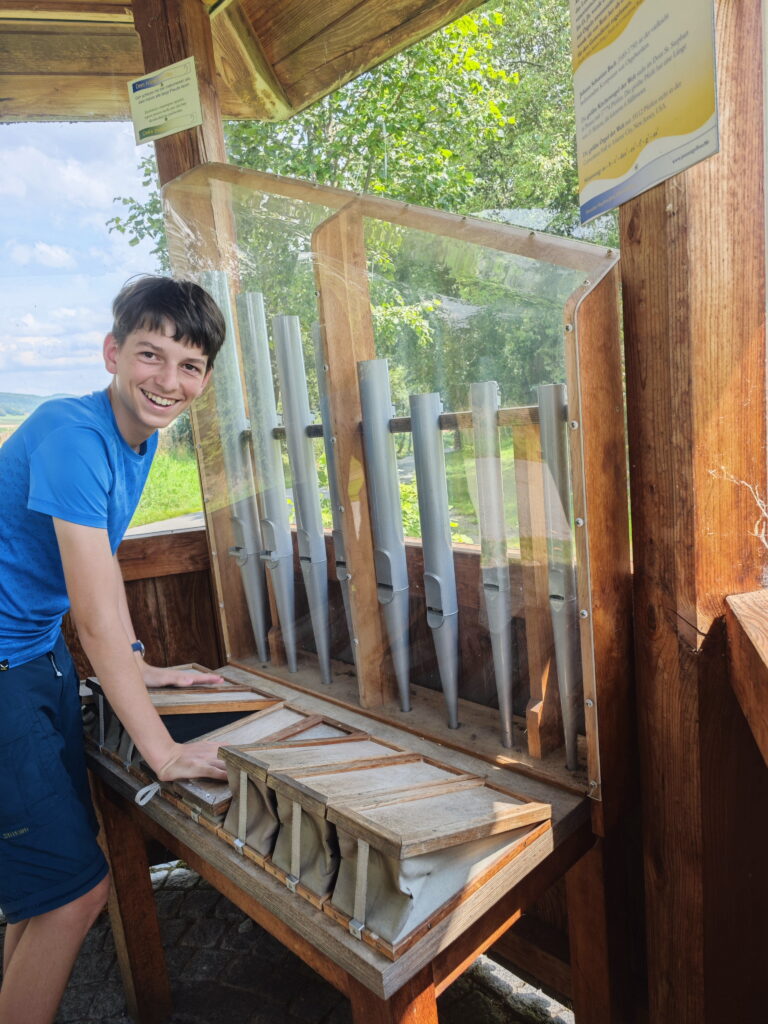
xmin=111 ymin=555 xmax=224 ymax=689
xmin=55 ymin=518 xmax=226 ymax=782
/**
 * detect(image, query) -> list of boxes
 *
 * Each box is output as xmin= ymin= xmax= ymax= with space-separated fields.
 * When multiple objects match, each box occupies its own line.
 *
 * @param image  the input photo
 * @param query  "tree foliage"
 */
xmin=110 ymin=1 xmax=583 ymax=246
xmin=109 ymin=0 xmax=600 ymax=414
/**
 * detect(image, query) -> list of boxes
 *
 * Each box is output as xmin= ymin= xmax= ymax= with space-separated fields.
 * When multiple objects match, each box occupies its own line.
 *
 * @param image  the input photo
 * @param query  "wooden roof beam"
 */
xmin=210 ymin=4 xmax=292 ymax=121
xmin=0 ymin=1 xmax=133 ymax=22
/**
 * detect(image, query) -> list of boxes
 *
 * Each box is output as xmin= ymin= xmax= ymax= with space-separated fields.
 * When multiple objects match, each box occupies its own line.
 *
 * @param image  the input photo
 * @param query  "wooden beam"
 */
xmin=0 ymin=20 xmax=141 ymax=74
xmin=0 ymin=1 xmax=133 ymax=22
xmin=0 ymin=73 xmax=133 ymax=120
xmin=311 ymin=202 xmax=397 ymax=708
xmin=513 ymin=419 xmax=562 ymax=758
xmin=118 ymin=527 xmax=210 ymax=580
xmin=131 ymin=0 xmax=226 ymax=181
xmin=726 ymin=588 xmax=768 ymax=768
xmin=131 ymin=0 xmax=259 ymax=664
xmin=211 ymin=5 xmax=293 ymax=120
xmin=565 ymin=267 xmax=633 ymax=831
xmin=165 ymin=162 xmax=618 ymax=277
xmin=620 ymin=0 xmax=768 ymax=1018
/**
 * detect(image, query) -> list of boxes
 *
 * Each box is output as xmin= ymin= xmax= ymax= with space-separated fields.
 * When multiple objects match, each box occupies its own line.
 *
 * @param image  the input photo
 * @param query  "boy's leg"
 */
xmin=0 ymin=637 xmax=110 ymax=1019
xmin=0 ymin=874 xmax=109 ymax=1024
xmin=2 ymin=920 xmax=29 ymax=973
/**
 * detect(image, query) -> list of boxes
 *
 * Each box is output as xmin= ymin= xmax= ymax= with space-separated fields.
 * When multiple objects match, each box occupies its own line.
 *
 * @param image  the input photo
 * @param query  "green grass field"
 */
xmin=129 ymin=450 xmax=203 ymax=528
xmin=0 ymin=415 xmax=26 ymax=446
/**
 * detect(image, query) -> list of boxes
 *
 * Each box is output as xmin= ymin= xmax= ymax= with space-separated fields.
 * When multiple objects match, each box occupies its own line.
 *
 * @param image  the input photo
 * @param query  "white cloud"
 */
xmin=0 ymin=124 xmax=161 ymax=395
xmin=0 ymin=177 xmax=25 ymax=199
xmin=8 ymin=241 xmax=77 ymax=269
xmin=35 ymin=242 xmax=77 ymax=269
xmin=1 ymin=124 xmax=153 ymax=218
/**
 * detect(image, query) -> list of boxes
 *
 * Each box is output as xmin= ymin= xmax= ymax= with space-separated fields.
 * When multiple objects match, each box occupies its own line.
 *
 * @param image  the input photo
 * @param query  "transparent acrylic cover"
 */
xmin=163 ymin=163 xmax=620 ymax=788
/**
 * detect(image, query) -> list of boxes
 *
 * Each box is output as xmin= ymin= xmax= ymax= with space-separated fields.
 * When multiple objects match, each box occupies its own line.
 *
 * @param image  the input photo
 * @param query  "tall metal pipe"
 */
xmin=312 ymin=323 xmax=356 ymax=666
xmin=410 ymin=392 xmax=460 ymax=728
xmin=357 ymin=359 xmax=411 ymax=712
xmin=237 ymin=291 xmax=298 ymax=673
xmin=537 ymin=383 xmax=583 ymax=770
xmin=470 ymin=380 xmax=514 ymax=747
xmin=201 ymin=271 xmax=269 ymax=663
xmin=273 ymin=315 xmax=333 ymax=685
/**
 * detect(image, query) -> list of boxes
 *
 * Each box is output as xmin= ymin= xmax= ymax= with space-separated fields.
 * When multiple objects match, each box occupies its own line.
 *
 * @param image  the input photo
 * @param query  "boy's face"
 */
xmin=103 ymin=319 xmax=211 ymax=448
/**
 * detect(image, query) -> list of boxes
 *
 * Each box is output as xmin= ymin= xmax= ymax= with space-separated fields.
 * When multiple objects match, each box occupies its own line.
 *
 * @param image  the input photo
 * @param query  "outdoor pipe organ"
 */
xmin=87 ymin=161 xmax=632 ymax=966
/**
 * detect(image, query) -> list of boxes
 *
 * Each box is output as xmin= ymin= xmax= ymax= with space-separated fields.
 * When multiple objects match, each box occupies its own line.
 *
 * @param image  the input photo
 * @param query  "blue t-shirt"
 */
xmin=0 ymin=389 xmax=157 ymax=666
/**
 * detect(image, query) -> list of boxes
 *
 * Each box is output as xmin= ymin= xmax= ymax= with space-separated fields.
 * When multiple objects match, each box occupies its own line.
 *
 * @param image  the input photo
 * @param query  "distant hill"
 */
xmin=0 ymin=392 xmax=72 ymax=418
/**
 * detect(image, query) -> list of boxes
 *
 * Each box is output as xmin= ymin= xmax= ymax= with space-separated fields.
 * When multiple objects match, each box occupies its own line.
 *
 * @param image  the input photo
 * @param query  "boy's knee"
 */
xmin=66 ymin=874 xmax=110 ymax=927
xmin=87 ymin=874 xmax=111 ymax=916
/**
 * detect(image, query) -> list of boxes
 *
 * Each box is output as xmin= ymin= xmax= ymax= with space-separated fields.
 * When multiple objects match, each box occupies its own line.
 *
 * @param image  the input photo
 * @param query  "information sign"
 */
xmin=570 ymin=0 xmax=718 ymax=222
xmin=128 ymin=57 xmax=203 ymax=146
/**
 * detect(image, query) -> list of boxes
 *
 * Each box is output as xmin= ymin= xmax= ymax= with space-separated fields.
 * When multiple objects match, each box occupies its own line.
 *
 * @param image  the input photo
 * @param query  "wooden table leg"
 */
xmin=565 ymin=833 xmax=641 ymax=1024
xmin=91 ymin=774 xmax=172 ymax=1024
xmin=347 ymin=965 xmax=438 ymax=1024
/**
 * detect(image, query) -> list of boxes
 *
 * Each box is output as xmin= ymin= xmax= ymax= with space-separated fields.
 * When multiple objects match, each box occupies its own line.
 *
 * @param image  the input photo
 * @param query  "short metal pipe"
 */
xmin=273 ymin=315 xmax=333 ymax=685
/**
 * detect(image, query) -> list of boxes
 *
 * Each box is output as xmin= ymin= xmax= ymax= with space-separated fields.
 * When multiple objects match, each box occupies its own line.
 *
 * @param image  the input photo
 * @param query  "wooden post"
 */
xmin=132 ymin=0 xmax=277 ymax=665
xmin=620 ymin=0 xmax=768 ymax=1019
xmin=92 ymin=776 xmax=172 ymax=1024
xmin=347 ymin=966 xmax=438 ymax=1024
xmin=131 ymin=0 xmax=226 ymax=181
xmin=513 ymin=420 xmax=562 ymax=757
xmin=312 ymin=202 xmax=399 ymax=707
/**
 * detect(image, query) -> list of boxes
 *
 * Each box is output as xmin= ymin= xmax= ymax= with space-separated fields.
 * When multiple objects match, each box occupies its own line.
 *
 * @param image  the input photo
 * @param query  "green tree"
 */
xmin=109 ymin=1 xmax=584 ymax=249
xmin=108 ymin=155 xmax=170 ymax=271
xmin=109 ymin=0 xmax=595 ymax=411
xmin=225 ymin=9 xmax=516 ymax=211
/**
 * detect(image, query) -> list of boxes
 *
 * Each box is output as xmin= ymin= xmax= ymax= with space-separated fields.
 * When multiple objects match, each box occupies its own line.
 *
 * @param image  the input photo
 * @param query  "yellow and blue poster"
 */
xmin=570 ymin=0 xmax=718 ymax=222
xmin=128 ymin=57 xmax=203 ymax=146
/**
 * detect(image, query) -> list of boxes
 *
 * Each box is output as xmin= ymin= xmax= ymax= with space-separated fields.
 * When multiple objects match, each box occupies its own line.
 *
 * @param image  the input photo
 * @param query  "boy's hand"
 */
xmin=143 ymin=665 xmax=225 ymax=689
xmin=154 ymin=741 xmax=227 ymax=782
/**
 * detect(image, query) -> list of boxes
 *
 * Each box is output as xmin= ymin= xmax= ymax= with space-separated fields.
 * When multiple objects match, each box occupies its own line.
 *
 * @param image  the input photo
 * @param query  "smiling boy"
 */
xmin=0 ymin=276 xmax=229 ymax=1024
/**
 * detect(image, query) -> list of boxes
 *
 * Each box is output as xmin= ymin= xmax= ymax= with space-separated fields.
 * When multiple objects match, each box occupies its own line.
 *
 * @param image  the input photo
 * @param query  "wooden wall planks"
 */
xmin=620 ymin=0 xmax=768 ymax=1018
xmin=64 ymin=531 xmax=223 ymax=678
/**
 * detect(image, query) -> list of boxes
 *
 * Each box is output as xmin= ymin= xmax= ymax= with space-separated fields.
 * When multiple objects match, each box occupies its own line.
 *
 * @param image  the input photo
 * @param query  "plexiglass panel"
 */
xmin=163 ymin=164 xmax=620 ymax=788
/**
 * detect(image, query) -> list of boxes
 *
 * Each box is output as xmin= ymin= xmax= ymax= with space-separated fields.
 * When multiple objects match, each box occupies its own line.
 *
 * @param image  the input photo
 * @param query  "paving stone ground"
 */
xmin=1 ymin=863 xmax=575 ymax=1024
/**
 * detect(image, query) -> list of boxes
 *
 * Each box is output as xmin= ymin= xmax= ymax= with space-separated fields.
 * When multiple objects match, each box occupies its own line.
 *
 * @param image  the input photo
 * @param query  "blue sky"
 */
xmin=0 ymin=122 xmax=159 ymax=396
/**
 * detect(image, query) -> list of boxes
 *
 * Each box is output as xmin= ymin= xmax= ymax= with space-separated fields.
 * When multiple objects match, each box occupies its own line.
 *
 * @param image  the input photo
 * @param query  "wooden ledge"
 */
xmin=118 ymin=526 xmax=210 ymax=581
xmin=725 ymin=588 xmax=768 ymax=766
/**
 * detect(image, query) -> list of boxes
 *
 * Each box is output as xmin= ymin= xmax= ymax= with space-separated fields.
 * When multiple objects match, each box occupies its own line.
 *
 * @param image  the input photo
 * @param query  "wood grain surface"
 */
xmin=620 ymin=0 xmax=768 ymax=1018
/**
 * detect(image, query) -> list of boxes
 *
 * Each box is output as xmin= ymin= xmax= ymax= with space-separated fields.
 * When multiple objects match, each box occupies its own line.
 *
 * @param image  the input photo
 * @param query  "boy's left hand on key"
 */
xmin=154 ymin=741 xmax=227 ymax=782
xmin=143 ymin=665 xmax=225 ymax=689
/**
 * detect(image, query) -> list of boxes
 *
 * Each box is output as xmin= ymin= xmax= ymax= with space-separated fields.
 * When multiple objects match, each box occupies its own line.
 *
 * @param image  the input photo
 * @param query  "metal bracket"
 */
xmin=348 ymin=919 xmax=365 ymax=941
xmin=228 ymin=544 xmax=247 ymax=567
xmin=285 ymin=874 xmax=299 ymax=894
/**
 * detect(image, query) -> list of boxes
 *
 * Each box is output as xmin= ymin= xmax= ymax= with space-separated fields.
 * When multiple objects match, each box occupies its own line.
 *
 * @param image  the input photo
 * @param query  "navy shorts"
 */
xmin=0 ymin=633 xmax=108 ymax=924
